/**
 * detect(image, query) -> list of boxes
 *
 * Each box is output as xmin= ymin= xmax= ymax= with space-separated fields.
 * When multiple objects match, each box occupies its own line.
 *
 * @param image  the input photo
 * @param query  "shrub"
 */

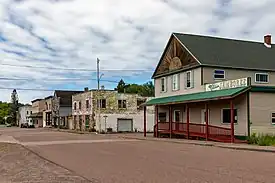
xmin=248 ymin=133 xmax=275 ymax=146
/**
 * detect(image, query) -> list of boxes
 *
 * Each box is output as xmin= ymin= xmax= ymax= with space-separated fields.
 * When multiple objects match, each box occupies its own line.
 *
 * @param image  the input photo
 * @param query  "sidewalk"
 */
xmin=118 ymin=133 xmax=275 ymax=153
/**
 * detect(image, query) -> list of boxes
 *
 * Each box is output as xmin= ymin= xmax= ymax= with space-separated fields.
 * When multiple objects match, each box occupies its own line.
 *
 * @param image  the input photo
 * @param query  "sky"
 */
xmin=0 ymin=0 xmax=275 ymax=103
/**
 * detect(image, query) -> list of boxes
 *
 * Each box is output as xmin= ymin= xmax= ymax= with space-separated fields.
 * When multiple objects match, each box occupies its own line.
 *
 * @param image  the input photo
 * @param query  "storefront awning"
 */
xmin=144 ymin=86 xmax=249 ymax=106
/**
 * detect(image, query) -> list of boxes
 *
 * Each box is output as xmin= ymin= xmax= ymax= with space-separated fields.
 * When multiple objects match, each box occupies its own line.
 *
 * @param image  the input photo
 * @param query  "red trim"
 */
xmin=155 ymin=105 xmax=159 ymax=137
xmin=169 ymin=105 xmax=172 ymax=138
xmin=144 ymin=106 xmax=146 ymax=137
xmin=230 ymin=100 xmax=235 ymax=143
xmin=186 ymin=104 xmax=190 ymax=139
xmin=205 ymin=103 xmax=209 ymax=141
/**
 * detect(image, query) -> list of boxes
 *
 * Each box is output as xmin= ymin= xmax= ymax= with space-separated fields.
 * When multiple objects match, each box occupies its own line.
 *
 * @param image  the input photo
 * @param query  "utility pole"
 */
xmin=97 ymin=58 xmax=101 ymax=133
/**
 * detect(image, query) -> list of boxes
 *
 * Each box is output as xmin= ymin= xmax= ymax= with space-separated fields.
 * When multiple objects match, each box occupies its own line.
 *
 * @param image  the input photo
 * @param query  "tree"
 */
xmin=114 ymin=79 xmax=126 ymax=93
xmin=10 ymin=89 xmax=19 ymax=126
xmin=115 ymin=79 xmax=155 ymax=97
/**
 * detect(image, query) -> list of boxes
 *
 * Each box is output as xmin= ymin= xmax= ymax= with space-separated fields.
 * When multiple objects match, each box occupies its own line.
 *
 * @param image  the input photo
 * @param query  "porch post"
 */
xmin=230 ymin=100 xmax=235 ymax=143
xmin=205 ymin=103 xmax=209 ymax=141
xmin=155 ymin=105 xmax=159 ymax=137
xmin=143 ymin=106 xmax=147 ymax=137
xmin=186 ymin=104 xmax=190 ymax=139
xmin=169 ymin=105 xmax=172 ymax=138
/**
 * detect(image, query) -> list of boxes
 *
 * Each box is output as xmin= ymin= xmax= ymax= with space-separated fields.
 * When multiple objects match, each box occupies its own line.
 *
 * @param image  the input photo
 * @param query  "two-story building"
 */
xmin=29 ymin=99 xmax=45 ymax=127
xmin=52 ymin=90 xmax=83 ymax=128
xmin=143 ymin=33 xmax=275 ymax=143
xmin=18 ymin=104 xmax=32 ymax=127
xmin=43 ymin=95 xmax=53 ymax=127
xmin=72 ymin=87 xmax=154 ymax=133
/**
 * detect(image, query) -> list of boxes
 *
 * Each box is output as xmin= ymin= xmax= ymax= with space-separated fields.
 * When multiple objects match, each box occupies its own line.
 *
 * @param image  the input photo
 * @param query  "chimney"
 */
xmin=84 ymin=87 xmax=89 ymax=92
xmin=264 ymin=34 xmax=271 ymax=48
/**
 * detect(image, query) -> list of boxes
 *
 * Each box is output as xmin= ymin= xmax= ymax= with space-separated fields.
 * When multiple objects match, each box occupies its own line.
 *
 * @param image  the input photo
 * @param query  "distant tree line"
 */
xmin=114 ymin=79 xmax=154 ymax=97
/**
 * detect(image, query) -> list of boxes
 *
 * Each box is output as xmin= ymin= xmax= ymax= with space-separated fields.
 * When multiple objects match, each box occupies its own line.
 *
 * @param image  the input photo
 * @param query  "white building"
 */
xmin=18 ymin=105 xmax=32 ymax=126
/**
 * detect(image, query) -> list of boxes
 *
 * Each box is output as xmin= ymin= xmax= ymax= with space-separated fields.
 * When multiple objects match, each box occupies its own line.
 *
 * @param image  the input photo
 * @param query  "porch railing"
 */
xmin=154 ymin=122 xmax=232 ymax=142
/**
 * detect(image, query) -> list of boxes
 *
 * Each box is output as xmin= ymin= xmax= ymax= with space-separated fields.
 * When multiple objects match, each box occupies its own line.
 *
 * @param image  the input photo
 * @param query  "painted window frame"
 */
xmin=158 ymin=112 xmax=167 ymax=122
xmin=271 ymin=113 xmax=275 ymax=125
xmin=213 ymin=69 xmax=225 ymax=80
xmin=160 ymin=77 xmax=166 ymax=92
xmin=255 ymin=73 xmax=269 ymax=83
xmin=173 ymin=110 xmax=181 ymax=122
xmin=73 ymin=102 xmax=77 ymax=110
xmin=221 ymin=108 xmax=238 ymax=124
xmin=86 ymin=99 xmax=89 ymax=109
xmin=186 ymin=71 xmax=192 ymax=88
xmin=118 ymin=99 xmax=127 ymax=109
xmin=172 ymin=74 xmax=180 ymax=91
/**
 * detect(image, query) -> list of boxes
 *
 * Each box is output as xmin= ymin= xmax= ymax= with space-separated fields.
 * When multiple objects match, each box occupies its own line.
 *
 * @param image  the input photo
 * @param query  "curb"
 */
xmin=119 ymin=136 xmax=275 ymax=153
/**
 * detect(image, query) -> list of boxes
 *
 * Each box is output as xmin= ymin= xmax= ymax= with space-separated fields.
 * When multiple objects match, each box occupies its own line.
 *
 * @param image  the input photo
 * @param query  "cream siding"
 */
xmin=155 ymin=67 xmax=203 ymax=98
xmin=203 ymin=67 xmax=275 ymax=86
xmin=250 ymin=92 xmax=275 ymax=135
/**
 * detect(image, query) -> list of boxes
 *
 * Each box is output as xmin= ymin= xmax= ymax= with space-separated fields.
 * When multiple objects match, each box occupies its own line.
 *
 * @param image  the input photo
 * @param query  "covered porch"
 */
xmin=143 ymin=87 xmax=250 ymax=143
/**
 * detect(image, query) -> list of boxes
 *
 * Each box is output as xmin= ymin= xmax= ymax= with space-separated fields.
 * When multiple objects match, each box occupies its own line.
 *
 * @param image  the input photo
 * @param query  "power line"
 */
xmin=0 ymin=63 xmax=154 ymax=72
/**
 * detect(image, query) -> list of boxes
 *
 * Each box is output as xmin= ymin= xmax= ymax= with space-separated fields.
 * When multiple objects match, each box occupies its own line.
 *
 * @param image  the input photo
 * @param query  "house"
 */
xmin=143 ymin=33 xmax=275 ymax=143
xmin=72 ymin=87 xmax=154 ymax=133
xmin=43 ymin=95 xmax=53 ymax=127
xmin=29 ymin=99 xmax=45 ymax=127
xmin=52 ymin=90 xmax=83 ymax=128
xmin=18 ymin=104 xmax=32 ymax=127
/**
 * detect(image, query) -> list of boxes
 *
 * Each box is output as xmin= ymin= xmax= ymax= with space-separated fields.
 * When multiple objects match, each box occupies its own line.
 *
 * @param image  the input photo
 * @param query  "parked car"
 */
xmin=20 ymin=121 xmax=35 ymax=128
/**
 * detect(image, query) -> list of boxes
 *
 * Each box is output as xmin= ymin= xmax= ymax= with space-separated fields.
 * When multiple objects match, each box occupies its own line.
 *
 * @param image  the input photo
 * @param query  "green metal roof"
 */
xmin=173 ymin=33 xmax=275 ymax=71
xmin=144 ymin=87 xmax=248 ymax=106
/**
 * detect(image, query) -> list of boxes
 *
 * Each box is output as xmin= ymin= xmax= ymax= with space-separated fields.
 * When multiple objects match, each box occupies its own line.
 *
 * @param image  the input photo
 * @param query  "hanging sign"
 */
xmin=205 ymin=77 xmax=248 ymax=91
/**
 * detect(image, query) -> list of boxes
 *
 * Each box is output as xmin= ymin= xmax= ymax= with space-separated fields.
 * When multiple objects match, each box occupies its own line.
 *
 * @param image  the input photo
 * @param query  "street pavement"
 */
xmin=1 ymin=127 xmax=275 ymax=183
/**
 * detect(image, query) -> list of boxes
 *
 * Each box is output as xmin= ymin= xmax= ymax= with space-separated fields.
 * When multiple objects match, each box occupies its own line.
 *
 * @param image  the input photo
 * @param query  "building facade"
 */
xmin=43 ymin=96 xmax=53 ymax=127
xmin=144 ymin=33 xmax=275 ymax=143
xmin=72 ymin=89 xmax=154 ymax=133
xmin=18 ymin=105 xmax=32 ymax=127
xmin=29 ymin=99 xmax=45 ymax=127
xmin=52 ymin=90 xmax=83 ymax=128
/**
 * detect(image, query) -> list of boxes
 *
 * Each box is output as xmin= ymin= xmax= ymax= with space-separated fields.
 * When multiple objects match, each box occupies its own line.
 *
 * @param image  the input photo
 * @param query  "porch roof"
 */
xmin=144 ymin=87 xmax=249 ymax=106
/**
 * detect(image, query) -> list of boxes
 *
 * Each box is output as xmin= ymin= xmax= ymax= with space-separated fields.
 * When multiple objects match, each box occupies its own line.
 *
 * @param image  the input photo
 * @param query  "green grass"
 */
xmin=248 ymin=133 xmax=275 ymax=146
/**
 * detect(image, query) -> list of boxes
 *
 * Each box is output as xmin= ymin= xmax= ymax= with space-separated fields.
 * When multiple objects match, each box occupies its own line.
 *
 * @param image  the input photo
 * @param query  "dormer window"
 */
xmin=214 ymin=70 xmax=225 ymax=79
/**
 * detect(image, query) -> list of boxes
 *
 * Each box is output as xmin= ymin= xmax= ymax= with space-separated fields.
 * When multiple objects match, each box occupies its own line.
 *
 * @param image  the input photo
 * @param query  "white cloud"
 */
xmin=0 ymin=0 xmax=275 ymax=103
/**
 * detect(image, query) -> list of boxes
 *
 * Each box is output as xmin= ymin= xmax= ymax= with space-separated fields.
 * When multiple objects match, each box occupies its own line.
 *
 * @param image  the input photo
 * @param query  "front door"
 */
xmin=201 ymin=109 xmax=209 ymax=133
xmin=174 ymin=110 xmax=181 ymax=131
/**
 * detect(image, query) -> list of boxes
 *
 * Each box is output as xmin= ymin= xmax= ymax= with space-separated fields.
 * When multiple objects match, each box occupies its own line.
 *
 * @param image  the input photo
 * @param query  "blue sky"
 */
xmin=0 ymin=0 xmax=275 ymax=103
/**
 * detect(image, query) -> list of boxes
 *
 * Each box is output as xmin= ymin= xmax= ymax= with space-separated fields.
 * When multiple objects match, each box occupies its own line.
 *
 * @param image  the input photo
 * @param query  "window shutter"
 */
xmin=184 ymin=72 xmax=187 ymax=89
xmin=191 ymin=70 xmax=194 ymax=88
xmin=164 ymin=77 xmax=167 ymax=92
xmin=177 ymin=74 xmax=180 ymax=90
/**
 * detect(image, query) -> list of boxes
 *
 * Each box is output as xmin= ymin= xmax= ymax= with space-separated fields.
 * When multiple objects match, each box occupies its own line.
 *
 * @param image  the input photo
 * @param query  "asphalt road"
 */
xmin=1 ymin=128 xmax=275 ymax=183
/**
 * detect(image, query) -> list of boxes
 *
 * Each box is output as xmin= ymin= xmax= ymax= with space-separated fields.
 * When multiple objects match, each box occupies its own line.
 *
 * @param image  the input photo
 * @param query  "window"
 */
xmin=30 ymin=111 xmax=32 ymax=114
xmin=45 ymin=102 xmax=48 ymax=110
xmin=255 ymin=73 xmax=268 ymax=83
xmin=160 ymin=77 xmax=166 ymax=92
xmin=172 ymin=74 xmax=179 ymax=91
xmin=74 ymin=102 xmax=77 ymax=110
xmin=186 ymin=71 xmax=191 ymax=88
xmin=86 ymin=100 xmax=89 ymax=109
xmin=158 ymin=112 xmax=166 ymax=122
xmin=79 ymin=101 xmax=82 ymax=110
xmin=118 ymin=100 xmax=126 ymax=109
xmin=271 ymin=113 xmax=275 ymax=124
xmin=98 ymin=99 xmax=106 ymax=108
xmin=26 ymin=111 xmax=28 ymax=115
xmin=214 ymin=70 xmax=225 ymax=79
xmin=222 ymin=109 xmax=238 ymax=124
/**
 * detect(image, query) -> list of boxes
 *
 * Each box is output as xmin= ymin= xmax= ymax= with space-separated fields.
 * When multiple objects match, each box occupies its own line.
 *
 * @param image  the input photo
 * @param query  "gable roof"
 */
xmin=152 ymin=32 xmax=275 ymax=78
xmin=173 ymin=32 xmax=275 ymax=70
xmin=54 ymin=90 xmax=83 ymax=106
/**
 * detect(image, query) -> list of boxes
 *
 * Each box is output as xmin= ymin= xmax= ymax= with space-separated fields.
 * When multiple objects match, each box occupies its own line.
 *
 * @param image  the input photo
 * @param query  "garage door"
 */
xmin=117 ymin=119 xmax=133 ymax=132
